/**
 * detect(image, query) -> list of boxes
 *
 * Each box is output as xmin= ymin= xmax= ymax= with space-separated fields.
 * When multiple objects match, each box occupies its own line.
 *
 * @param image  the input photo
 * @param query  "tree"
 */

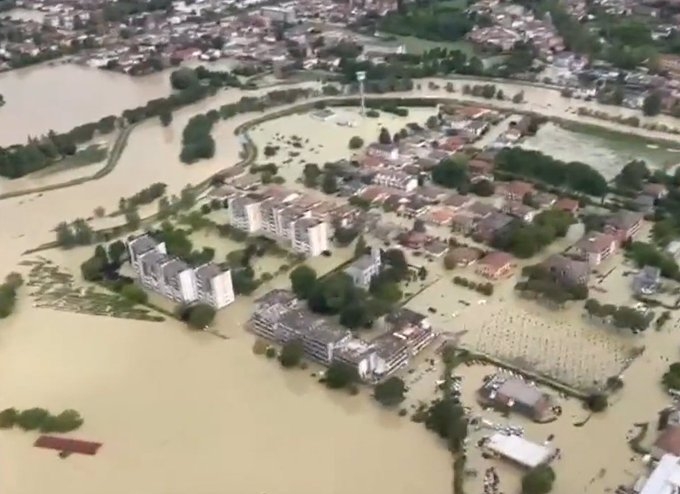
xmin=120 ymin=284 xmax=148 ymax=304
xmin=279 ymin=339 xmax=305 ymax=368
xmin=125 ymin=208 xmax=141 ymax=230
xmin=512 ymin=91 xmax=525 ymax=104
xmin=325 ymin=361 xmax=357 ymax=389
xmin=432 ymin=158 xmax=469 ymax=189
xmin=55 ymin=222 xmax=76 ymax=247
xmin=340 ymin=303 xmax=370 ymax=329
xmin=348 ymin=136 xmax=364 ymax=149
xmin=354 ymin=235 xmax=368 ymax=258
xmin=643 ymin=91 xmax=662 ymax=116
xmin=170 ymin=67 xmax=199 ymax=90
xmin=94 ymin=206 xmax=106 ymax=217
xmin=586 ymin=392 xmax=608 ymax=412
xmin=374 ymin=377 xmax=406 ymax=406
xmin=290 ymin=265 xmax=318 ymax=299
xmin=471 ymin=180 xmax=494 ymax=196
xmin=663 ymin=362 xmax=680 ymax=391
xmin=108 ymin=240 xmax=127 ymax=265
xmin=187 ymin=304 xmax=216 ymax=329
xmin=0 ymin=408 xmax=17 ymax=428
xmin=16 ymin=408 xmax=50 ymax=431
xmin=40 ymin=409 xmax=83 ymax=433
xmin=80 ymin=255 xmax=106 ymax=281
xmin=159 ymin=111 xmax=173 ymax=127
xmin=426 ymin=115 xmax=439 ymax=129
xmin=303 ymin=163 xmax=321 ymax=188
xmin=322 ymin=173 xmax=338 ymax=194
xmin=378 ymin=127 xmax=392 ymax=145
xmin=521 ymin=465 xmax=556 ymax=494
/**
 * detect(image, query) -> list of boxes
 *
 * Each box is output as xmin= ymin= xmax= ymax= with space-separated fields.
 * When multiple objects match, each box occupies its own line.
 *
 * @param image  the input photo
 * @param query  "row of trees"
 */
xmin=0 ymin=272 xmax=23 ymax=319
xmin=55 ymin=219 xmax=97 ymax=248
xmin=119 ymin=182 xmax=167 ymax=211
xmin=0 ymin=407 xmax=83 ymax=433
xmin=584 ymin=299 xmax=651 ymax=332
xmin=495 ymin=148 xmax=608 ymax=197
xmin=175 ymin=303 xmax=216 ymax=330
xmin=452 ymin=276 xmax=494 ymax=296
xmin=0 ymin=115 xmax=118 ymax=178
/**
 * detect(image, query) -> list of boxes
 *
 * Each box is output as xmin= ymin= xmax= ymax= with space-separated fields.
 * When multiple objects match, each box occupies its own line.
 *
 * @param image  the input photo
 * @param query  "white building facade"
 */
xmin=127 ymin=234 xmax=235 ymax=310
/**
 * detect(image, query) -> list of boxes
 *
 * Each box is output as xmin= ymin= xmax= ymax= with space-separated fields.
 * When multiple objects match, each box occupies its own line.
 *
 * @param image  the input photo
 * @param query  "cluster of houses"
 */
xmin=127 ymin=233 xmax=235 ymax=310
xmin=466 ymin=1 xmax=564 ymax=58
xmin=224 ymin=184 xmax=360 ymax=258
xmin=249 ymin=289 xmax=436 ymax=381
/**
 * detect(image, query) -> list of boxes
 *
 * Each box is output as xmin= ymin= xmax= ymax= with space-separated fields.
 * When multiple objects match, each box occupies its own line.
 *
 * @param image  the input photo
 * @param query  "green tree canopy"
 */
xmin=279 ymin=339 xmax=305 ymax=368
xmin=187 ymin=304 xmax=216 ymax=329
xmin=521 ymin=465 xmax=556 ymax=494
xmin=289 ymin=265 xmax=318 ymax=299
xmin=374 ymin=377 xmax=407 ymax=406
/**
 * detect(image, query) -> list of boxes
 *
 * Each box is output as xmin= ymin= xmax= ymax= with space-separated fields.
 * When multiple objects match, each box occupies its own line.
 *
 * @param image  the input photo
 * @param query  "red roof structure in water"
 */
xmin=34 ymin=435 xmax=102 ymax=456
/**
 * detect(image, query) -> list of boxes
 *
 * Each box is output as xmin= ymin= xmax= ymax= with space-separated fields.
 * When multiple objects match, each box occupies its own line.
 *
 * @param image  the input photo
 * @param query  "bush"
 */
xmin=586 ymin=392 xmax=608 ymax=412
xmin=252 ymin=339 xmax=268 ymax=355
xmin=0 ymin=408 xmax=17 ymax=428
xmin=186 ymin=303 xmax=216 ymax=329
xmin=365 ymin=109 xmax=380 ymax=118
xmin=348 ymin=136 xmax=364 ymax=149
xmin=120 ymin=284 xmax=149 ymax=304
xmin=279 ymin=340 xmax=304 ymax=368
xmin=265 ymin=347 xmax=277 ymax=359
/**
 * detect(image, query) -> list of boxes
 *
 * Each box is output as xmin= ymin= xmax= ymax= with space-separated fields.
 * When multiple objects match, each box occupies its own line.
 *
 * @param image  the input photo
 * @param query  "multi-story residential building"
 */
xmin=373 ymin=170 xmax=418 ymax=192
xmin=573 ymin=232 xmax=618 ymax=266
xmin=605 ymin=211 xmax=644 ymax=243
xmin=292 ymin=217 xmax=329 ymax=257
xmin=128 ymin=233 xmax=166 ymax=272
xmin=195 ymin=263 xmax=235 ymax=309
xmin=385 ymin=308 xmax=436 ymax=355
xmin=371 ymin=333 xmax=410 ymax=378
xmin=250 ymin=289 xmax=298 ymax=340
xmin=334 ymin=339 xmax=383 ymax=381
xmin=228 ymin=193 xmax=264 ymax=233
xmin=345 ymin=247 xmax=382 ymax=288
xmin=127 ymin=234 xmax=235 ymax=310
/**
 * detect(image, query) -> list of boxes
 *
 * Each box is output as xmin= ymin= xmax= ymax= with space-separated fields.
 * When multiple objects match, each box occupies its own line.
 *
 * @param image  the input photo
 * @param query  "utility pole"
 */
xmin=356 ymin=70 xmax=366 ymax=116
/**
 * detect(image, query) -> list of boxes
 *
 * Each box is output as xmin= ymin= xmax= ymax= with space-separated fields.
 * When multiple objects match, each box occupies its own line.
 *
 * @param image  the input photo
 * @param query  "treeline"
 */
xmin=0 ymin=272 xmax=23 ymax=319
xmin=377 ymin=1 xmax=474 ymax=43
xmin=0 ymin=116 xmax=118 ymax=178
xmin=0 ymin=407 xmax=83 ymax=433
xmin=180 ymin=87 xmax=316 ymax=164
xmin=119 ymin=182 xmax=167 ymax=211
xmin=494 ymin=148 xmax=608 ymax=197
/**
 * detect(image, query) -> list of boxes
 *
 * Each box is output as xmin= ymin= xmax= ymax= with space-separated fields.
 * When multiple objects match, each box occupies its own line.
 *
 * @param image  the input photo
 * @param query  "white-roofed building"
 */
xmin=640 ymin=454 xmax=680 ymax=494
xmin=484 ymin=433 xmax=554 ymax=469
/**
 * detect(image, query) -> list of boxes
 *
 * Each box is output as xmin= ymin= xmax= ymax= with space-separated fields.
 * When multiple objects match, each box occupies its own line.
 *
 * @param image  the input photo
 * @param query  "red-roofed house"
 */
xmin=554 ymin=197 xmax=580 ymax=215
xmin=476 ymin=251 xmax=515 ymax=279
xmin=504 ymin=181 xmax=535 ymax=201
xmin=439 ymin=136 xmax=466 ymax=152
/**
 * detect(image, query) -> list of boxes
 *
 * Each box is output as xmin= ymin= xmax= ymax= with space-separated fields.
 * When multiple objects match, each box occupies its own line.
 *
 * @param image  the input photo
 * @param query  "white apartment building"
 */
xmin=345 ymin=247 xmax=382 ymax=289
xmin=127 ymin=234 xmax=235 ymax=310
xmin=229 ymin=194 xmax=264 ymax=233
xmin=373 ymin=170 xmax=418 ymax=192
xmin=230 ymin=193 xmax=330 ymax=257
xmin=195 ymin=263 xmax=235 ymax=309
xmin=292 ymin=217 xmax=329 ymax=257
